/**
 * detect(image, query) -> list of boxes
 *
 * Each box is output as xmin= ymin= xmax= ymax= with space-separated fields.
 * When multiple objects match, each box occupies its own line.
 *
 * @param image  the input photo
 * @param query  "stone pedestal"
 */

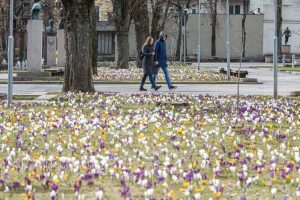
xmin=47 ymin=36 xmax=57 ymax=66
xmin=27 ymin=20 xmax=43 ymax=72
xmin=57 ymin=30 xmax=66 ymax=67
xmin=0 ymin=93 xmax=7 ymax=100
xmin=282 ymin=45 xmax=291 ymax=55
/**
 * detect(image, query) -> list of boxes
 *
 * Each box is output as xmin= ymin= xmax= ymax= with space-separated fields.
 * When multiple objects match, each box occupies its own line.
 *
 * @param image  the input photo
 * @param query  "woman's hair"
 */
xmin=143 ymin=36 xmax=154 ymax=47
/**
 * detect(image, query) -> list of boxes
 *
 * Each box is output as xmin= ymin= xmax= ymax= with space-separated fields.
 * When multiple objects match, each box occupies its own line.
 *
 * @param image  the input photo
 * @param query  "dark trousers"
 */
xmin=140 ymin=74 xmax=156 ymax=89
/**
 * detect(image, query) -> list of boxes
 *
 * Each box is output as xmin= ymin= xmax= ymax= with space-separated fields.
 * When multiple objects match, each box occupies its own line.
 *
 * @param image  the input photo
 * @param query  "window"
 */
xmin=235 ymin=5 xmax=240 ymax=14
xmin=229 ymin=5 xmax=234 ymax=14
xmin=192 ymin=8 xmax=197 ymax=14
xmin=98 ymin=32 xmax=115 ymax=55
xmin=229 ymin=4 xmax=241 ymax=15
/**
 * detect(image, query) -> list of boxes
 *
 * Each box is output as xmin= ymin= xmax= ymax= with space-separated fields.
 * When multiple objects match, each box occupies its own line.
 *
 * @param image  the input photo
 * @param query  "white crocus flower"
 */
xmin=96 ymin=190 xmax=103 ymax=200
xmin=271 ymin=188 xmax=277 ymax=196
xmin=194 ymin=193 xmax=201 ymax=200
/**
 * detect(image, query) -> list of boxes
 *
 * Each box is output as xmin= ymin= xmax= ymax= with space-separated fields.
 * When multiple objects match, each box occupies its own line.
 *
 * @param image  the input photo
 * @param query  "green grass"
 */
xmin=279 ymin=66 xmax=300 ymax=72
xmin=12 ymin=95 xmax=40 ymax=100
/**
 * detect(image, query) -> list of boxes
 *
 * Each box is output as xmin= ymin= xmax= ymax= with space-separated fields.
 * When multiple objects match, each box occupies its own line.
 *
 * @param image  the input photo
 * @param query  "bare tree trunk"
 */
xmin=172 ymin=1 xmax=192 ymax=61
xmin=151 ymin=0 xmax=163 ymax=39
xmin=211 ymin=0 xmax=217 ymax=57
xmin=134 ymin=0 xmax=149 ymax=68
xmin=116 ymin=31 xmax=130 ymax=69
xmin=242 ymin=14 xmax=246 ymax=57
xmin=91 ymin=7 xmax=98 ymax=75
xmin=112 ymin=0 xmax=132 ymax=69
xmin=1 ymin=31 xmax=6 ymax=54
xmin=158 ymin=2 xmax=170 ymax=33
xmin=0 ymin=4 xmax=8 ymax=57
xmin=175 ymin=7 xmax=183 ymax=60
xmin=19 ymin=31 xmax=25 ymax=61
xmin=277 ymin=0 xmax=283 ymax=55
xmin=151 ymin=0 xmax=170 ymax=39
xmin=61 ymin=0 xmax=95 ymax=93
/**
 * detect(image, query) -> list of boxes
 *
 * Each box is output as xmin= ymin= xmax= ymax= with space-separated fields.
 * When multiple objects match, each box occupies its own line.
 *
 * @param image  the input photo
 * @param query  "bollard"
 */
xmin=282 ymin=55 xmax=286 ymax=67
xmin=292 ymin=55 xmax=295 ymax=68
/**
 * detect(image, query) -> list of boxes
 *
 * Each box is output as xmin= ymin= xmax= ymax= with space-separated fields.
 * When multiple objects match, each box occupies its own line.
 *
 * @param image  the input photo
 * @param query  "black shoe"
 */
xmin=154 ymin=86 xmax=161 ymax=91
xmin=139 ymin=87 xmax=147 ymax=91
xmin=169 ymin=85 xmax=177 ymax=90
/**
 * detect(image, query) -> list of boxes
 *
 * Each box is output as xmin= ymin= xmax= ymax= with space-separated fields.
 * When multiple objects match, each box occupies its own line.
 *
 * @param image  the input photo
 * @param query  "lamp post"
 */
xmin=226 ymin=0 xmax=231 ymax=80
xmin=7 ymin=0 xmax=14 ymax=106
xmin=197 ymin=0 xmax=201 ymax=70
xmin=273 ymin=0 xmax=278 ymax=98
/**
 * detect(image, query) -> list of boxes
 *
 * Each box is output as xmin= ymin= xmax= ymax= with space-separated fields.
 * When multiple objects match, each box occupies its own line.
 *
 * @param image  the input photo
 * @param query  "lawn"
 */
xmin=279 ymin=66 xmax=300 ymax=72
xmin=0 ymin=93 xmax=299 ymax=199
xmin=95 ymin=62 xmax=238 ymax=82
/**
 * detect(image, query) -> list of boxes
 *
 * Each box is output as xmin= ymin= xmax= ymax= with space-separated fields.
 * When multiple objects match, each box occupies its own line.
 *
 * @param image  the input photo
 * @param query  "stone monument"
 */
xmin=27 ymin=1 xmax=43 ymax=72
xmin=282 ymin=27 xmax=292 ymax=55
xmin=46 ymin=18 xmax=57 ymax=66
xmin=57 ymin=8 xmax=66 ymax=67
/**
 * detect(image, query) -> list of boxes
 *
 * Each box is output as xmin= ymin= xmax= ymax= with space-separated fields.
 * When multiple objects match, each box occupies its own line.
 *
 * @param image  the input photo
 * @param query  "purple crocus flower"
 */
xmin=73 ymin=180 xmax=82 ymax=192
xmin=51 ymin=183 xmax=58 ymax=191
xmin=13 ymin=181 xmax=20 ymax=188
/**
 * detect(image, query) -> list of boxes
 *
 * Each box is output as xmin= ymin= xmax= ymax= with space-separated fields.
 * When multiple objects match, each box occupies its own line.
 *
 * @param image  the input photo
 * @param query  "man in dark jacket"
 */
xmin=153 ymin=32 xmax=177 ymax=90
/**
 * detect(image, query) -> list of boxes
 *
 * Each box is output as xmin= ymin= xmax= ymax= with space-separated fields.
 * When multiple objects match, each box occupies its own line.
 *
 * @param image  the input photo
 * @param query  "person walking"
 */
xmin=139 ymin=36 xmax=161 ymax=91
xmin=153 ymin=31 xmax=177 ymax=90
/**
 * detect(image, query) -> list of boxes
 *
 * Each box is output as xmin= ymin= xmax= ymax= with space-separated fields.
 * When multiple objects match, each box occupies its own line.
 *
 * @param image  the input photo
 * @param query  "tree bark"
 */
xmin=19 ymin=31 xmax=25 ymax=61
xmin=91 ymin=6 xmax=98 ymax=75
xmin=151 ymin=0 xmax=170 ymax=39
xmin=211 ymin=0 xmax=217 ymax=57
xmin=151 ymin=0 xmax=163 ymax=39
xmin=115 ymin=31 xmax=130 ymax=69
xmin=277 ymin=0 xmax=282 ymax=55
xmin=1 ymin=30 xmax=6 ymax=54
xmin=61 ymin=0 xmax=95 ymax=93
xmin=112 ymin=0 xmax=132 ymax=69
xmin=0 ymin=5 xmax=7 ymax=55
xmin=242 ymin=14 xmax=246 ymax=57
xmin=175 ymin=7 xmax=183 ymax=60
xmin=134 ymin=0 xmax=149 ymax=68
xmin=172 ymin=0 xmax=192 ymax=61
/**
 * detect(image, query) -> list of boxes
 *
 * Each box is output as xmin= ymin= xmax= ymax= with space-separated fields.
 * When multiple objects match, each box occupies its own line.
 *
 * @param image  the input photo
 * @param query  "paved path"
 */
xmin=0 ymin=63 xmax=299 ymax=96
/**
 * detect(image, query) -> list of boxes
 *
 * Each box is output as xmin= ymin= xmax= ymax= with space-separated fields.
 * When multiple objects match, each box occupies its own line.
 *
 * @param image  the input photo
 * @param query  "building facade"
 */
xmin=250 ymin=0 xmax=300 ymax=55
xmin=97 ymin=0 xmax=264 ymax=61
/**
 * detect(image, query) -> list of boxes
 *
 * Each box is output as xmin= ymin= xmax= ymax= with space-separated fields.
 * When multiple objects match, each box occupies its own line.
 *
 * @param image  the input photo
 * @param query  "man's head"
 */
xmin=159 ymin=31 xmax=167 ymax=40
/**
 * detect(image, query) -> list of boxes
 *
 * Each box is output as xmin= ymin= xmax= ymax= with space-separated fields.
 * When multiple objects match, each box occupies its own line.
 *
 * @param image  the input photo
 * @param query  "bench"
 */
xmin=44 ymin=67 xmax=65 ymax=76
xmin=0 ymin=64 xmax=8 ymax=71
xmin=219 ymin=68 xmax=248 ymax=78
xmin=231 ymin=69 xmax=248 ymax=78
xmin=0 ymin=93 xmax=7 ymax=100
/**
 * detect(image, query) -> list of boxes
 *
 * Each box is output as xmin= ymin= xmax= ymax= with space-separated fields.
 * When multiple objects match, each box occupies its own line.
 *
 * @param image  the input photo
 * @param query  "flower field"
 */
xmin=0 ymin=93 xmax=299 ymax=199
xmin=95 ymin=62 xmax=236 ymax=82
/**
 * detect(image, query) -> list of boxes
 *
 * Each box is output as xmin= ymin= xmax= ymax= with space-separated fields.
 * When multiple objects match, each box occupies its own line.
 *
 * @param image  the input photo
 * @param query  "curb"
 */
xmin=0 ymin=80 xmax=262 ymax=85
xmin=279 ymin=70 xmax=300 ymax=75
xmin=290 ymin=91 xmax=300 ymax=97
